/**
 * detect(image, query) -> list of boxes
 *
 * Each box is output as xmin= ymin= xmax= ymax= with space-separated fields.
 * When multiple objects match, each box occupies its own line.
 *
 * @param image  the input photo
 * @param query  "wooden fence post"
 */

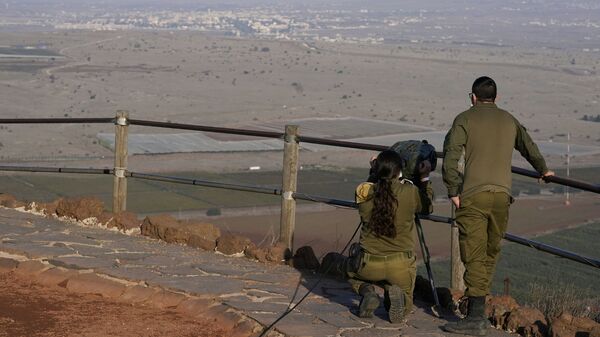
xmin=112 ymin=110 xmax=129 ymax=213
xmin=451 ymin=206 xmax=466 ymax=291
xmin=280 ymin=125 xmax=299 ymax=252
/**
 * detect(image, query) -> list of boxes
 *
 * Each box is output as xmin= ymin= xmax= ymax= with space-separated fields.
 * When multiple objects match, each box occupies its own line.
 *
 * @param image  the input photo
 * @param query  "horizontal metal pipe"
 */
xmin=0 ymin=118 xmax=114 ymax=124
xmin=292 ymin=192 xmax=357 ymax=208
xmin=511 ymin=166 xmax=600 ymax=194
xmin=0 ymin=166 xmax=112 ymax=175
xmin=128 ymin=119 xmax=284 ymax=139
xmin=504 ymin=232 xmax=600 ymax=269
xmin=0 ymin=164 xmax=596 ymax=269
xmin=1 ymin=118 xmax=598 ymax=194
xmin=128 ymin=171 xmax=282 ymax=196
xmin=298 ymin=136 xmax=388 ymax=152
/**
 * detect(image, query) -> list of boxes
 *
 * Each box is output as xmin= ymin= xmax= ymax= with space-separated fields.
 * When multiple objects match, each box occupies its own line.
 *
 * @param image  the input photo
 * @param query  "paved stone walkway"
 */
xmin=0 ymin=207 xmax=513 ymax=337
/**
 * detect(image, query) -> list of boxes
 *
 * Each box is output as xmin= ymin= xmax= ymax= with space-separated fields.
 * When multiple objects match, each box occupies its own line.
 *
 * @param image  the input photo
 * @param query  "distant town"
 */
xmin=1 ymin=1 xmax=599 ymax=50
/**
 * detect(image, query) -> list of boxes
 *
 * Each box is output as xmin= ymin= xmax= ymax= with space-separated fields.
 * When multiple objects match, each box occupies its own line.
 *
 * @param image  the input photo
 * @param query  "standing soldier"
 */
xmin=442 ymin=76 xmax=554 ymax=335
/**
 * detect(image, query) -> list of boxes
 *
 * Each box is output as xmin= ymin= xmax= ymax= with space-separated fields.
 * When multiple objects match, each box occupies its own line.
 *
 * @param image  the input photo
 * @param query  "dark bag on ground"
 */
xmin=319 ymin=252 xmax=349 ymax=278
xmin=318 ymin=242 xmax=364 ymax=278
xmin=368 ymin=140 xmax=437 ymax=182
xmin=346 ymin=242 xmax=364 ymax=274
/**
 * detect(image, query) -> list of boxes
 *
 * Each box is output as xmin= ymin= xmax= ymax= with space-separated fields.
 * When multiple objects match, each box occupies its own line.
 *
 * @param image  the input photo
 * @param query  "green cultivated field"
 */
xmin=0 ymin=167 xmax=368 ymax=212
xmin=1 ymin=166 xmax=598 ymax=213
xmin=419 ymin=222 xmax=600 ymax=306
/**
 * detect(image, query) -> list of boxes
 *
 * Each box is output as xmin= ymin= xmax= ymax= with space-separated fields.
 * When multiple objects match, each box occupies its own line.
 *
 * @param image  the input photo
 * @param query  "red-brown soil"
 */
xmin=0 ymin=272 xmax=227 ymax=337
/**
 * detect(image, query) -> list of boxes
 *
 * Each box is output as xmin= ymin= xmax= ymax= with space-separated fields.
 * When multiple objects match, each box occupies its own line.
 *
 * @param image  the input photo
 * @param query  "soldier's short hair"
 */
xmin=472 ymin=76 xmax=497 ymax=102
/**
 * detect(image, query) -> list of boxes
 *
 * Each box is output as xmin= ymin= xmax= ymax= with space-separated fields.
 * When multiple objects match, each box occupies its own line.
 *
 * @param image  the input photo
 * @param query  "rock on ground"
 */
xmin=140 ymin=214 xmax=221 ymax=251
xmin=56 ymin=197 xmax=104 ymax=221
xmin=505 ymin=306 xmax=547 ymax=337
xmin=487 ymin=295 xmax=520 ymax=328
xmin=98 ymin=211 xmax=140 ymax=231
xmin=216 ymin=233 xmax=255 ymax=255
xmin=550 ymin=312 xmax=600 ymax=337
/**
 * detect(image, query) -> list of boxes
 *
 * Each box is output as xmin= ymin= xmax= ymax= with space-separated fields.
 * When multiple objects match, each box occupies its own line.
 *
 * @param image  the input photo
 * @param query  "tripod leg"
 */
xmin=415 ymin=217 xmax=442 ymax=317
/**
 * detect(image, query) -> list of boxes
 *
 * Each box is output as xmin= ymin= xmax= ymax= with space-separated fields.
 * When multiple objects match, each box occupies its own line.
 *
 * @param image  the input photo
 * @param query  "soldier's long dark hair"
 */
xmin=370 ymin=150 xmax=402 ymax=238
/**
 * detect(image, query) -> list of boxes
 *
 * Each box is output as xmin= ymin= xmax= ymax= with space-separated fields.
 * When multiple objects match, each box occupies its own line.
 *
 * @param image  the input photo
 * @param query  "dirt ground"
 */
xmin=1 ymin=30 xmax=599 ymax=165
xmin=0 ymin=272 xmax=227 ymax=337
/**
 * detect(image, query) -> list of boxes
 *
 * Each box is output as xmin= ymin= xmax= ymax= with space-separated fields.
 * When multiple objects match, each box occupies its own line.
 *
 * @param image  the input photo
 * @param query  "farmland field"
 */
xmin=419 ymin=222 xmax=600 ymax=306
xmin=1 ymin=166 xmax=598 ymax=213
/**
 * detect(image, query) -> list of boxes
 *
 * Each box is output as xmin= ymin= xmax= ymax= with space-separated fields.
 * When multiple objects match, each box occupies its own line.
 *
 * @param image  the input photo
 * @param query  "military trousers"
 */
xmin=348 ymin=251 xmax=416 ymax=315
xmin=456 ymin=191 xmax=511 ymax=297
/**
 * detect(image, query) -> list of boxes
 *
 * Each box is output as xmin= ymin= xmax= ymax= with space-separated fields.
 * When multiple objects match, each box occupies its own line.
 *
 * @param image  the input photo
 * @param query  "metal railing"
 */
xmin=1 ymin=114 xmax=599 ymax=279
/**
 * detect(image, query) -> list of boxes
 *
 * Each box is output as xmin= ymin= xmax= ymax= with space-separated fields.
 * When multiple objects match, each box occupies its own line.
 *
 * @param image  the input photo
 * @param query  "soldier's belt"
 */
xmin=363 ymin=251 xmax=414 ymax=262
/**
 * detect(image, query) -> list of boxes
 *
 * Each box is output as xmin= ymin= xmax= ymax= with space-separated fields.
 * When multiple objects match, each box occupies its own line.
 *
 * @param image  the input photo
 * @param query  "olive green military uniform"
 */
xmin=348 ymin=179 xmax=433 ymax=315
xmin=443 ymin=103 xmax=549 ymax=297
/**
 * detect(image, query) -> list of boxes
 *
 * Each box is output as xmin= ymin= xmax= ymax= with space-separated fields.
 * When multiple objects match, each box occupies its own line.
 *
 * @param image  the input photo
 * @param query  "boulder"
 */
xmin=245 ymin=246 xmax=268 ymax=262
xmin=487 ymin=295 xmax=520 ymax=328
xmin=181 ymin=220 xmax=221 ymax=243
xmin=141 ymin=214 xmax=180 ymax=240
xmin=0 ymin=193 xmax=25 ymax=208
xmin=505 ymin=306 xmax=548 ymax=337
xmin=188 ymin=234 xmax=216 ymax=251
xmin=35 ymin=198 xmax=62 ymax=216
xmin=245 ymin=243 xmax=289 ymax=264
xmin=98 ymin=211 xmax=140 ymax=231
xmin=265 ymin=242 xmax=289 ymax=263
xmin=550 ymin=312 xmax=600 ymax=337
xmin=56 ymin=197 xmax=104 ymax=220
xmin=140 ymin=215 xmax=220 ymax=250
xmin=289 ymin=246 xmax=320 ymax=270
xmin=216 ymin=233 xmax=254 ymax=255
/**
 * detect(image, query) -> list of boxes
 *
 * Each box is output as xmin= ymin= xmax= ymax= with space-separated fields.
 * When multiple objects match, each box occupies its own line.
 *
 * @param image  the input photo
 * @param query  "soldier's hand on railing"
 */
xmin=450 ymin=196 xmax=460 ymax=209
xmin=539 ymin=170 xmax=555 ymax=184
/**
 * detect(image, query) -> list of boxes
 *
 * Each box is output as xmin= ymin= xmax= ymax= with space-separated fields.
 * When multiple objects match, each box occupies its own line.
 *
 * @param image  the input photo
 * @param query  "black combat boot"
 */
xmin=358 ymin=284 xmax=380 ymax=318
xmin=384 ymin=284 xmax=405 ymax=323
xmin=443 ymin=296 xmax=488 ymax=336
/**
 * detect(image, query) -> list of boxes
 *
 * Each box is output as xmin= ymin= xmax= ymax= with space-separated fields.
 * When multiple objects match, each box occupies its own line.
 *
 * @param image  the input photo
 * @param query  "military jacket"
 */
xmin=355 ymin=179 xmax=433 ymax=256
xmin=443 ymin=103 xmax=549 ymax=199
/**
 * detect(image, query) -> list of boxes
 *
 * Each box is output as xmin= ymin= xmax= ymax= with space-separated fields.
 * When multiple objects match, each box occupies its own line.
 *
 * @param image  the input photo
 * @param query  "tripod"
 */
xmin=415 ymin=216 xmax=442 ymax=317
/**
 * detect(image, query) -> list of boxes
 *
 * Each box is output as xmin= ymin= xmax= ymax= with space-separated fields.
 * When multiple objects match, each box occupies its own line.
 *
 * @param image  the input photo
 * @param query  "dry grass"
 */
xmin=526 ymin=280 xmax=600 ymax=322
